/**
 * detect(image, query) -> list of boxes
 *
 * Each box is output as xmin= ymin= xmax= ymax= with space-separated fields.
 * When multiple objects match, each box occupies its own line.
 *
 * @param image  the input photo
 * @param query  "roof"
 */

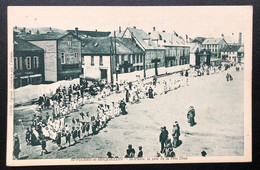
xmin=202 ymin=38 xmax=224 ymax=45
xmin=187 ymin=43 xmax=202 ymax=53
xmin=220 ymin=45 xmax=242 ymax=52
xmin=67 ymin=30 xmax=111 ymax=38
xmin=17 ymin=32 xmax=75 ymax=41
xmin=150 ymin=31 xmax=187 ymax=47
xmin=13 ymin=27 xmax=65 ymax=35
xmin=125 ymin=27 xmax=165 ymax=50
xmin=224 ymin=36 xmax=237 ymax=44
xmin=191 ymin=37 xmax=206 ymax=44
xmin=82 ymin=37 xmax=144 ymax=55
xmin=238 ymin=46 xmax=244 ymax=53
xmin=14 ymin=37 xmax=44 ymax=52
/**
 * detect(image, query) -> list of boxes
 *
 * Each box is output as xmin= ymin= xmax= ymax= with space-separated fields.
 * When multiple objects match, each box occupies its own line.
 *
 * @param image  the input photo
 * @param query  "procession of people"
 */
xmin=13 ymin=62 xmax=240 ymax=159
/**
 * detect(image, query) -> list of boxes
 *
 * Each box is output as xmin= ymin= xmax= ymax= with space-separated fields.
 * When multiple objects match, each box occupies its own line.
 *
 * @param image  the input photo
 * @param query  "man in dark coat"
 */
xmin=119 ymin=100 xmax=127 ymax=115
xmin=126 ymin=144 xmax=135 ymax=158
xmin=13 ymin=133 xmax=20 ymax=160
xmin=187 ymin=106 xmax=196 ymax=126
xmin=125 ymin=89 xmax=130 ymax=103
xmin=172 ymin=125 xmax=178 ymax=148
xmin=159 ymin=126 xmax=168 ymax=153
xmin=148 ymin=87 xmax=154 ymax=99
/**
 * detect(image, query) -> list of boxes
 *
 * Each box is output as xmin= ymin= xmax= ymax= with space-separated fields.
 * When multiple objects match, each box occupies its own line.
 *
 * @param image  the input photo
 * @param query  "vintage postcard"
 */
xmin=6 ymin=6 xmax=252 ymax=166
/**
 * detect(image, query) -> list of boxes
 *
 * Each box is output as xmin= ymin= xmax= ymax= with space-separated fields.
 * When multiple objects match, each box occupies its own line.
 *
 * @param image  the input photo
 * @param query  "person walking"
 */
xmin=13 ymin=133 xmax=21 ymax=160
xmin=40 ymin=136 xmax=48 ymax=156
xmin=148 ymin=86 xmax=154 ymax=99
xmin=159 ymin=126 xmax=168 ymax=153
xmin=172 ymin=122 xmax=180 ymax=148
xmin=119 ymin=100 xmax=127 ymax=115
xmin=187 ymin=106 xmax=196 ymax=126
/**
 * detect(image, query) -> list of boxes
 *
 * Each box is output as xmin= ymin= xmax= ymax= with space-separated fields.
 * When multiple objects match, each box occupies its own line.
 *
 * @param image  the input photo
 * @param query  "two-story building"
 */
xmin=149 ymin=29 xmax=190 ymax=67
xmin=13 ymin=37 xmax=45 ymax=88
xmin=220 ymin=45 xmax=244 ymax=63
xmin=202 ymin=38 xmax=228 ymax=58
xmin=18 ymin=31 xmax=82 ymax=82
xmin=81 ymin=37 xmax=144 ymax=84
xmin=120 ymin=27 xmax=165 ymax=77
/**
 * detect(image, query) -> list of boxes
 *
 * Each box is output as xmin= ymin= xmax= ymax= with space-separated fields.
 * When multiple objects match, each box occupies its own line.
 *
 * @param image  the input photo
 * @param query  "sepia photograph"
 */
xmin=6 ymin=6 xmax=252 ymax=166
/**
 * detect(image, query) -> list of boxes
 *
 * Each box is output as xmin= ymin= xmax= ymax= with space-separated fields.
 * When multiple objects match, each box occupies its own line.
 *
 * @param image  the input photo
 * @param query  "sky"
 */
xmin=8 ymin=6 xmax=252 ymax=40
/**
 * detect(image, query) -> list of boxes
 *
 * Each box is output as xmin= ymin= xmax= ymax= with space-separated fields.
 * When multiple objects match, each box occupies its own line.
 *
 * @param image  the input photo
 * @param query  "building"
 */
xmin=187 ymin=37 xmax=205 ymax=66
xmin=13 ymin=37 xmax=45 ymax=88
xmin=202 ymin=38 xmax=228 ymax=58
xmin=18 ymin=31 xmax=82 ymax=82
xmin=150 ymin=28 xmax=190 ymax=67
xmin=223 ymin=32 xmax=243 ymax=46
xmin=220 ymin=45 xmax=244 ymax=63
xmin=120 ymin=27 xmax=165 ymax=77
xmin=81 ymin=37 xmax=144 ymax=83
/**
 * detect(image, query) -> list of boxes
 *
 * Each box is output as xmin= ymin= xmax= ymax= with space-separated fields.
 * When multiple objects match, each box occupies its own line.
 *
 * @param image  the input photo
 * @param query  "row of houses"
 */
xmin=13 ymin=26 xmax=244 ymax=88
xmin=13 ymin=26 xmax=191 ymax=88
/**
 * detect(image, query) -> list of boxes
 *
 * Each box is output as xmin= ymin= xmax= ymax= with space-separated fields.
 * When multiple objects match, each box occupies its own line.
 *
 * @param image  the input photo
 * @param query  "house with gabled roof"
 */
xmin=120 ymin=27 xmax=165 ymax=77
xmin=13 ymin=37 xmax=45 ymax=88
xmin=18 ymin=31 xmax=82 ymax=82
xmin=202 ymin=38 xmax=228 ymax=58
xmin=220 ymin=45 xmax=244 ymax=63
xmin=149 ymin=28 xmax=190 ymax=67
xmin=82 ymin=37 xmax=144 ymax=83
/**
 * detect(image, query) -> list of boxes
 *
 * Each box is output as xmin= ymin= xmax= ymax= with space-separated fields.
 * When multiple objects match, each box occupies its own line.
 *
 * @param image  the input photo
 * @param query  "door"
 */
xmin=100 ymin=69 xmax=107 ymax=80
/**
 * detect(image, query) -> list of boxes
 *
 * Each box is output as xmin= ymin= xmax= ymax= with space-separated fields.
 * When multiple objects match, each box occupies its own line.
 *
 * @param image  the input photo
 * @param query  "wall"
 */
xmin=29 ymin=40 xmax=57 ymax=82
xmin=57 ymin=34 xmax=82 ymax=80
xmin=14 ymin=78 xmax=80 ymax=105
xmin=83 ymin=55 xmax=111 ymax=83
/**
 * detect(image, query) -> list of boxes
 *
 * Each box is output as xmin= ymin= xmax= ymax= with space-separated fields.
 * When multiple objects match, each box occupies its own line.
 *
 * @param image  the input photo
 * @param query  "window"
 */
xmin=14 ymin=57 xmax=18 ymax=70
xmin=91 ymin=56 xmax=94 ymax=66
xmin=99 ymin=56 xmax=103 ymax=66
xmin=136 ymin=54 xmax=139 ymax=63
xmin=25 ymin=56 xmax=31 ymax=69
xmin=140 ymin=55 xmax=143 ymax=63
xmin=61 ymin=53 xmax=66 ymax=64
xmin=33 ymin=56 xmax=39 ymax=68
xmin=132 ymin=55 xmax=135 ymax=64
xmin=19 ymin=57 xmax=23 ymax=70
xmin=68 ymin=36 xmax=73 ymax=47
xmin=75 ymin=52 xmax=79 ymax=63
xmin=121 ymin=55 xmax=124 ymax=64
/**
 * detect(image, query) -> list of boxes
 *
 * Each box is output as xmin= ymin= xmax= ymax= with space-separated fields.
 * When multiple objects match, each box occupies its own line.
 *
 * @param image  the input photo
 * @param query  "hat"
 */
xmin=175 ymin=121 xmax=179 ymax=125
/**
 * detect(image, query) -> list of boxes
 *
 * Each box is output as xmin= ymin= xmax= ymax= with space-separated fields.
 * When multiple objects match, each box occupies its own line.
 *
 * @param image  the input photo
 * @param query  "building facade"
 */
xmin=220 ymin=45 xmax=244 ymax=63
xmin=121 ymin=27 xmax=165 ymax=76
xmin=149 ymin=29 xmax=190 ymax=67
xmin=202 ymin=38 xmax=228 ymax=58
xmin=13 ymin=37 xmax=45 ymax=88
xmin=18 ymin=31 xmax=82 ymax=82
xmin=82 ymin=37 xmax=144 ymax=84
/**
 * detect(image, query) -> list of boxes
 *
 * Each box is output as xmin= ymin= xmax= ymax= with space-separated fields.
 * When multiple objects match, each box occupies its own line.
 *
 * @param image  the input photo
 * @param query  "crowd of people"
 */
xmin=13 ymin=62 xmax=241 ymax=159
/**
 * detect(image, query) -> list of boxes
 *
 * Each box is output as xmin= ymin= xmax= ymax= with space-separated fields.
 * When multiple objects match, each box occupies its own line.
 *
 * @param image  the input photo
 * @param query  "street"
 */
xmin=14 ymin=67 xmax=244 ymax=159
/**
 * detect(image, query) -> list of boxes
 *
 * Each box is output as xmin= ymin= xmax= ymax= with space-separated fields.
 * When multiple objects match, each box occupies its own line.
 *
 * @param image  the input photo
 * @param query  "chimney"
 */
xmin=133 ymin=26 xmax=136 ymax=29
xmin=75 ymin=27 xmax=79 ymax=37
xmin=14 ymin=26 xmax=17 ymax=29
xmin=29 ymin=30 xmax=31 ymax=34
xmin=162 ymin=30 xmax=165 ymax=33
xmin=95 ymin=29 xmax=97 ymax=32
xmin=221 ymin=34 xmax=224 ymax=38
xmin=119 ymin=26 xmax=121 ymax=33
xmin=23 ymin=27 xmax=26 ymax=33
xmin=148 ymin=32 xmax=151 ymax=35
xmin=153 ymin=27 xmax=156 ymax=31
xmin=239 ymin=32 xmax=242 ymax=44
xmin=36 ymin=30 xmax=40 ymax=34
